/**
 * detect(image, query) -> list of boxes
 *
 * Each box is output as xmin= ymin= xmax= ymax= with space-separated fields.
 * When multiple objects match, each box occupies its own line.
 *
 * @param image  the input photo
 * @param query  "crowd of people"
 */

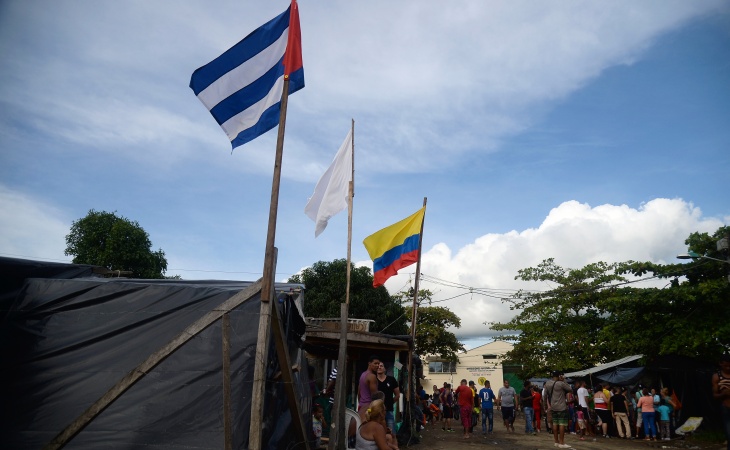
xmin=409 ymin=378 xmax=519 ymax=440
xmin=315 ymin=352 xmax=730 ymax=450
xmin=406 ymin=373 xmax=685 ymax=447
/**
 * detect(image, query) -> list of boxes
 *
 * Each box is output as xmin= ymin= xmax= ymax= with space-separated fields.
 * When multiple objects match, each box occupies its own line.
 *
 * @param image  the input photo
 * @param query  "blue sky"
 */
xmin=1 ymin=1 xmax=728 ymax=346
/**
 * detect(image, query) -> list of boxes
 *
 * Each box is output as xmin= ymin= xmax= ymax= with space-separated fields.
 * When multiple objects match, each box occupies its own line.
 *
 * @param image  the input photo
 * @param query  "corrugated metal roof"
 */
xmin=564 ymin=354 xmax=643 ymax=377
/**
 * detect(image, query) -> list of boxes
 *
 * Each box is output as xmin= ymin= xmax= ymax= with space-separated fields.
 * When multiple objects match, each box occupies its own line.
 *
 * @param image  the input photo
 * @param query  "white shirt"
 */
xmin=577 ymin=387 xmax=589 ymax=408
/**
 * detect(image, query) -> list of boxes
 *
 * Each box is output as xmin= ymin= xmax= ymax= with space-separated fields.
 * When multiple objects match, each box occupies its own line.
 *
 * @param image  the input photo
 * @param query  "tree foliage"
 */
xmin=65 ymin=209 xmax=168 ymax=279
xmin=288 ymin=259 xmax=408 ymax=335
xmin=490 ymin=226 xmax=730 ymax=378
xmin=490 ymin=259 xmax=627 ymax=377
xmin=395 ymin=288 xmax=466 ymax=361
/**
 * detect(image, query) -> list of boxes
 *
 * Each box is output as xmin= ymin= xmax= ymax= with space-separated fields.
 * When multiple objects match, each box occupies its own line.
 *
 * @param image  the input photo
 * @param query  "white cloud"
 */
xmin=298 ymin=0 xmax=726 ymax=172
xmin=1 ymin=1 xmax=725 ymax=179
xmin=379 ymin=198 xmax=726 ymax=341
xmin=0 ymin=185 xmax=70 ymax=262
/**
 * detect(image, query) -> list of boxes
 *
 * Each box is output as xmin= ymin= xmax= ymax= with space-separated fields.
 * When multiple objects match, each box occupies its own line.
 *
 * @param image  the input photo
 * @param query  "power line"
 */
xmin=2 ymin=252 xmax=695 ymax=299
xmin=411 ymin=269 xmax=684 ymax=307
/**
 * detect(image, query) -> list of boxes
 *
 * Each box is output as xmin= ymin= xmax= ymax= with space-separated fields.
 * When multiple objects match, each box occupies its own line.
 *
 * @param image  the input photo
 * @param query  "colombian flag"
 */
xmin=363 ymin=207 xmax=425 ymax=287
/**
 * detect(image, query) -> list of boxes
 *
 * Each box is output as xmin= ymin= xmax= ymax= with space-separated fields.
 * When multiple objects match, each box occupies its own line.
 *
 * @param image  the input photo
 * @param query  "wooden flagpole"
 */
xmin=407 ymin=197 xmax=427 ymax=403
xmin=222 ymin=313 xmax=232 ymax=450
xmin=330 ymin=119 xmax=355 ymax=450
xmin=248 ymin=72 xmax=291 ymax=449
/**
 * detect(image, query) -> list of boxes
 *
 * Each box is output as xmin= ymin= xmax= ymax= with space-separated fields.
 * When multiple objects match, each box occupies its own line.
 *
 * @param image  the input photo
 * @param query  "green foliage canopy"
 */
xmin=490 ymin=226 xmax=730 ymax=378
xmin=395 ymin=288 xmax=465 ymax=361
xmin=288 ymin=259 xmax=409 ymax=335
xmin=406 ymin=305 xmax=465 ymax=361
xmin=490 ymin=259 xmax=627 ymax=377
xmin=65 ymin=209 xmax=168 ymax=279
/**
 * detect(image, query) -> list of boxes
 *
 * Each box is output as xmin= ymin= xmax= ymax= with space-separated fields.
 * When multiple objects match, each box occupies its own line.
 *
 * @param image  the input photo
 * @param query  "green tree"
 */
xmin=603 ymin=225 xmax=730 ymax=360
xmin=395 ymin=288 xmax=465 ymax=361
xmin=490 ymin=226 xmax=730 ymax=378
xmin=682 ymin=225 xmax=730 ymax=284
xmin=288 ymin=259 xmax=408 ymax=335
xmin=489 ymin=259 xmax=627 ymax=377
xmin=65 ymin=209 xmax=168 ymax=279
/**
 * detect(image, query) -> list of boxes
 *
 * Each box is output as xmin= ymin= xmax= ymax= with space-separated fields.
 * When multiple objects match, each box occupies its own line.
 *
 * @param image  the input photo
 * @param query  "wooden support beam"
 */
xmin=329 ymin=303 xmax=349 ymax=450
xmin=249 ymin=251 xmax=277 ymax=449
xmin=271 ymin=294 xmax=310 ymax=450
xmin=222 ymin=312 xmax=232 ymax=450
xmin=304 ymin=330 xmax=410 ymax=351
xmin=43 ymin=279 xmax=263 ymax=450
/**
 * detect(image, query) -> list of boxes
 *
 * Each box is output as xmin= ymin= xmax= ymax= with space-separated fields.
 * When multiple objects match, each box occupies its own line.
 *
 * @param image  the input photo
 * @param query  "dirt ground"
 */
xmin=401 ymin=413 xmax=725 ymax=450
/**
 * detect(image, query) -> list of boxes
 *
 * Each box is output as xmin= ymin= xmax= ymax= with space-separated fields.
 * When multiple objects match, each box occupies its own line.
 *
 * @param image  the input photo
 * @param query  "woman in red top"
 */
xmin=593 ymin=386 xmax=611 ymax=438
xmin=532 ymin=385 xmax=542 ymax=432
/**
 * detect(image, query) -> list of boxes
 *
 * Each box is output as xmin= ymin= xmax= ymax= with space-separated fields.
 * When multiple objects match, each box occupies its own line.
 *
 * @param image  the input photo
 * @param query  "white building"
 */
xmin=422 ymin=340 xmax=514 ymax=390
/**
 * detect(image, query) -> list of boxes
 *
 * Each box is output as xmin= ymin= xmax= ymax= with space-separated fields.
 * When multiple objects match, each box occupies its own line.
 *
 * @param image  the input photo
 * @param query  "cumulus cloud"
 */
xmin=379 ymin=198 xmax=726 ymax=341
xmin=0 ymin=185 xmax=70 ymax=262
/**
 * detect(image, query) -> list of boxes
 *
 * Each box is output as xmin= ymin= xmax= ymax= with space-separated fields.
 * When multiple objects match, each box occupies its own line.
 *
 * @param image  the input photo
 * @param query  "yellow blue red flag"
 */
xmin=363 ymin=207 xmax=425 ymax=287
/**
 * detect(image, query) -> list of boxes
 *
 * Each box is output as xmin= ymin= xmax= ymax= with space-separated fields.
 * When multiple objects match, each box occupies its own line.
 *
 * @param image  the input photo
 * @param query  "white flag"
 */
xmin=305 ymin=130 xmax=353 ymax=237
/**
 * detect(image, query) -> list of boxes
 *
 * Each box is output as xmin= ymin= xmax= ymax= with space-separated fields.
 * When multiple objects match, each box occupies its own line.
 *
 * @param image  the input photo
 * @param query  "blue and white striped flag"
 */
xmin=190 ymin=2 xmax=304 ymax=149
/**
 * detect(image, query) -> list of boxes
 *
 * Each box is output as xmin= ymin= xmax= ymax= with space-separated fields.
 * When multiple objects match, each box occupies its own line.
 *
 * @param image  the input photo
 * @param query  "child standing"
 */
xmin=656 ymin=399 xmax=671 ymax=441
xmin=576 ymin=409 xmax=587 ymax=440
xmin=312 ymin=404 xmax=326 ymax=448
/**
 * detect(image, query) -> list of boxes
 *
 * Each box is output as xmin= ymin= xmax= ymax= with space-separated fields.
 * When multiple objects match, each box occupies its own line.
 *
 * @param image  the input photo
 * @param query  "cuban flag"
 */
xmin=190 ymin=1 xmax=304 ymax=149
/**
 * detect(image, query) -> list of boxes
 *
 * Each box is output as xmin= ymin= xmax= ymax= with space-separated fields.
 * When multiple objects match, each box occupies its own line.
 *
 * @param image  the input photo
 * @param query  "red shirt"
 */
xmin=454 ymin=385 xmax=473 ymax=408
xmin=532 ymin=391 xmax=542 ymax=410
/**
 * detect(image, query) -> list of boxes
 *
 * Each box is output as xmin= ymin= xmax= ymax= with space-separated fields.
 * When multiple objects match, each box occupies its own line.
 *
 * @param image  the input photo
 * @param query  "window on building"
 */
xmin=428 ymin=361 xmax=456 ymax=373
xmin=482 ymin=354 xmax=498 ymax=360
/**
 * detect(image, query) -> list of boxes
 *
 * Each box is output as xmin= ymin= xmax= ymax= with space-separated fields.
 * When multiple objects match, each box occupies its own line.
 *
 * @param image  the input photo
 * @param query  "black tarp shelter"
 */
xmin=595 ymin=367 xmax=645 ymax=385
xmin=564 ymin=354 xmax=644 ymax=380
xmin=643 ymin=355 xmax=721 ymax=432
xmin=565 ymin=353 xmax=723 ymax=432
xmin=0 ymin=257 xmax=313 ymax=449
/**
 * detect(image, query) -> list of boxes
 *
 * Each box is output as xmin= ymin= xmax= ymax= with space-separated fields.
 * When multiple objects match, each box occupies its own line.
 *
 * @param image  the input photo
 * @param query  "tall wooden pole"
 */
xmin=249 ymin=75 xmax=291 ymax=450
xmin=222 ymin=313 xmax=232 ymax=450
xmin=346 ymin=119 xmax=354 ymax=309
xmin=330 ymin=119 xmax=354 ymax=450
xmin=407 ymin=197 xmax=427 ymax=402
